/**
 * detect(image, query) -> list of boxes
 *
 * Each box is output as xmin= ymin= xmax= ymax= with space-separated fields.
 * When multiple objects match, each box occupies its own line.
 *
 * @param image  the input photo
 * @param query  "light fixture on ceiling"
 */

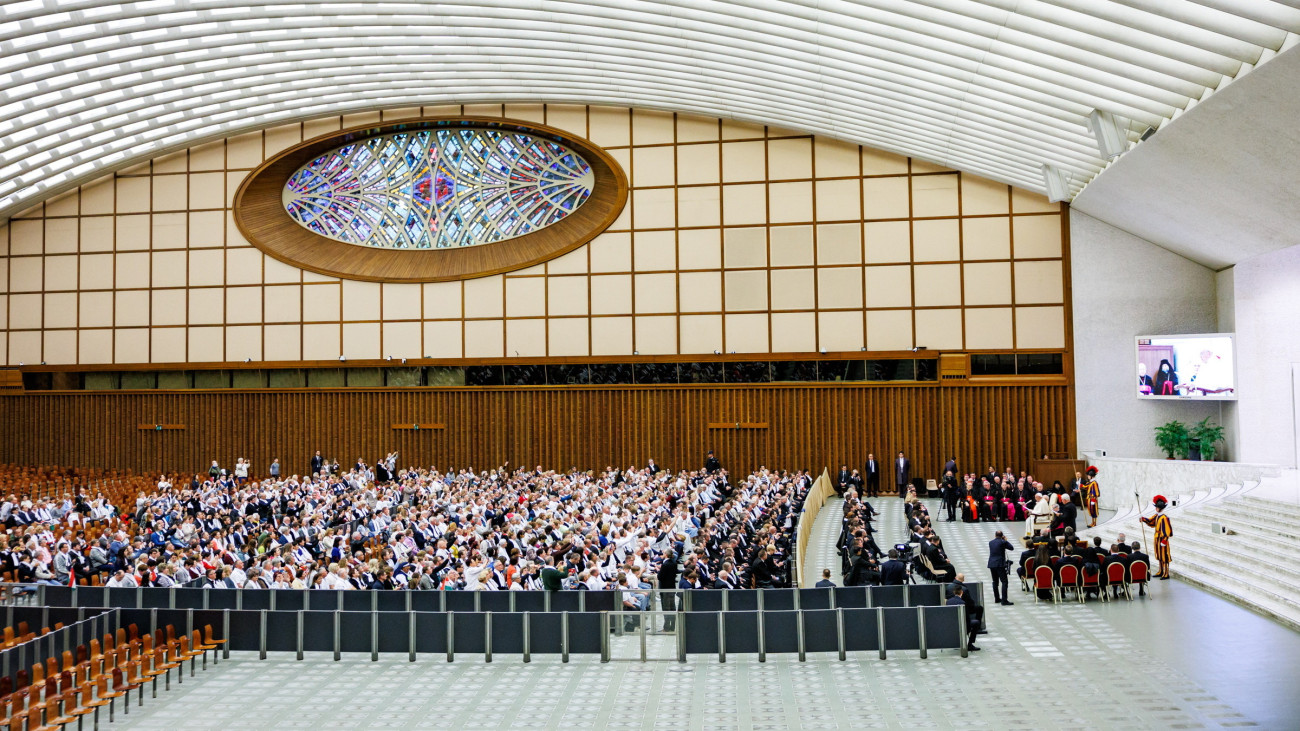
xmin=1040 ymin=164 xmax=1072 ymax=203
xmin=1087 ymin=109 xmax=1128 ymax=159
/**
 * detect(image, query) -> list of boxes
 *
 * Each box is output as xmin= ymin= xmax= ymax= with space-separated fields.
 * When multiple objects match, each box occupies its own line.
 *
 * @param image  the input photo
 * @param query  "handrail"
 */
xmin=794 ymin=468 xmax=836 ymax=588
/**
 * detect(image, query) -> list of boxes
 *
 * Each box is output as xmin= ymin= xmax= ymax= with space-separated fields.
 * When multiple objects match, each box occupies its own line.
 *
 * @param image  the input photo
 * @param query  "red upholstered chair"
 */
xmin=1106 ymin=562 xmax=1129 ymax=600
xmin=1020 ymin=558 xmax=1035 ymax=592
xmin=1058 ymin=564 xmax=1080 ymax=602
xmin=1128 ymin=560 xmax=1150 ymax=599
xmin=1079 ymin=565 xmax=1103 ymax=602
xmin=1033 ymin=565 xmax=1058 ymax=604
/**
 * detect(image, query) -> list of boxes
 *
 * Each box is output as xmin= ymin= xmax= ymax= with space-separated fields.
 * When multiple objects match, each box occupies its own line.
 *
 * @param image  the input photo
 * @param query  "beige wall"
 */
xmin=0 ymin=104 xmax=1067 ymax=365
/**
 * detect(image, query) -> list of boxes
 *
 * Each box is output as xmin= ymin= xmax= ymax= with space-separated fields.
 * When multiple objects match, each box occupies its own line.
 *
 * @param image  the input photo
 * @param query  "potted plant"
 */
xmin=1154 ymin=420 xmax=1189 ymax=459
xmin=1189 ymin=417 xmax=1226 ymax=461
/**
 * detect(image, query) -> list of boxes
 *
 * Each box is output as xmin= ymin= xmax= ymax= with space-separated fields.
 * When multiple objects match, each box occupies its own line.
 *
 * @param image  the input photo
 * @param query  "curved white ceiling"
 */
xmin=1 ymin=0 xmax=1298 ymax=219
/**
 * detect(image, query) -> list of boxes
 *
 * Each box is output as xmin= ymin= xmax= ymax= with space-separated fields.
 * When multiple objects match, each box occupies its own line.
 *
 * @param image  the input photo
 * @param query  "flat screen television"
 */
xmin=1136 ymin=334 xmax=1236 ymax=400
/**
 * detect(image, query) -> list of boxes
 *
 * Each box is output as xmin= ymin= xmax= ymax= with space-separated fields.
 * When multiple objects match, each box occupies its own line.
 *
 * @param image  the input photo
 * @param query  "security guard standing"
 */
xmin=1140 ymin=495 xmax=1174 ymax=580
xmin=1082 ymin=466 xmax=1101 ymax=528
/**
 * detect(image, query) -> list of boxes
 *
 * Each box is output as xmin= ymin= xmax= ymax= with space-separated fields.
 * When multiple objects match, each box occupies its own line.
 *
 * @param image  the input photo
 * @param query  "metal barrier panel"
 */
xmin=833 ymin=587 xmax=869 ymax=608
xmin=728 ymin=590 xmax=759 ymax=611
xmin=688 ymin=591 xmax=723 ymax=612
xmin=273 ymin=590 xmax=306 ymax=611
xmin=761 ymin=589 xmax=796 ymax=610
xmin=923 ymin=606 xmax=964 ymax=650
xmin=218 ymin=609 xmax=259 ymax=651
xmin=907 ymin=583 xmax=942 ymax=607
xmin=154 ymin=609 xmax=191 ymax=638
xmin=302 ymin=611 xmax=335 ymax=652
xmin=342 ymin=592 xmax=371 ymax=612
xmin=514 ymin=593 xmax=546 ymax=613
xmin=797 ymin=588 xmax=833 ymax=609
xmin=526 ymin=613 xmax=563 ymax=654
xmin=43 ymin=587 xmax=72 ymax=606
xmin=549 ymin=592 xmax=582 ymax=612
xmin=306 ymin=591 xmax=340 ymax=611
xmin=722 ymin=611 xmax=760 ymax=654
xmin=414 ymin=612 xmax=450 ymax=654
xmin=681 ymin=612 xmax=719 ymax=655
xmin=444 ymin=592 xmax=477 ymax=613
xmin=490 ymin=612 xmax=525 ymax=655
xmin=339 ymin=612 xmax=373 ymax=653
xmin=173 ymin=589 xmax=205 ymax=609
xmin=882 ymin=607 xmax=920 ymax=651
xmin=582 ymin=592 xmax=616 ymax=613
xmin=871 ymin=585 xmax=907 ymax=608
xmin=78 ymin=586 xmax=109 ymax=607
xmin=841 ymin=608 xmax=880 ymax=652
xmin=479 ymin=592 xmax=512 ymax=613
xmin=451 ymin=612 xmax=487 ymax=654
xmin=376 ymin=592 xmax=407 ymax=612
xmin=376 ymin=612 xmax=410 ymax=654
xmin=802 ymin=610 xmax=839 ymax=653
xmin=242 ymin=591 xmax=271 ymax=610
xmin=411 ymin=592 xmax=442 ymax=612
xmin=47 ymin=607 xmax=82 ymax=626
xmin=762 ymin=611 xmax=799 ymax=654
xmin=266 ymin=612 xmax=298 ymax=652
xmin=565 ymin=613 xmax=603 ymax=655
xmin=207 ymin=591 xmax=238 ymax=610
xmin=139 ymin=588 xmax=171 ymax=609
xmin=966 ymin=582 xmax=987 ymax=629
xmin=107 ymin=587 xmax=137 ymax=608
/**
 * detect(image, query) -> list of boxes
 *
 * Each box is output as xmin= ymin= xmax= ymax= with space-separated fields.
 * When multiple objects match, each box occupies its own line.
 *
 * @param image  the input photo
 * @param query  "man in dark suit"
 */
xmin=1127 ymin=541 xmax=1151 ymax=597
xmin=1114 ymin=533 xmax=1133 ymax=554
xmin=647 ymin=459 xmax=661 ymax=475
xmin=310 ymin=450 xmax=323 ymax=476
xmin=815 ymin=568 xmax=836 ymax=588
xmin=941 ymin=471 xmax=959 ymax=522
xmin=894 ymin=451 xmax=911 ymax=498
xmin=943 ymin=456 xmax=957 ymax=477
xmin=924 ymin=535 xmax=953 ymax=580
xmin=880 ymin=549 xmax=907 ymax=585
xmin=986 ymin=530 xmax=1015 ymax=605
xmin=947 ymin=584 xmax=980 ymax=651
xmin=704 ymin=450 xmax=721 ymax=474
xmin=864 ymin=454 xmax=880 ymax=497
xmin=836 ymin=465 xmax=851 ymax=496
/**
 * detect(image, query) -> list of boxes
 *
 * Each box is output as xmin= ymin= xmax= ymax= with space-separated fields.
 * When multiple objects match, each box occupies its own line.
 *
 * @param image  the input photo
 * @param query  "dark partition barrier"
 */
xmin=490 ymin=612 xmax=525 ymax=655
xmin=207 ymin=590 xmax=238 ymax=610
xmin=762 ymin=611 xmax=799 ymax=654
xmin=841 ymin=608 xmax=880 ymax=652
xmin=882 ymin=607 xmax=920 ymax=651
xmin=242 ymin=591 xmax=272 ymax=611
xmin=908 ymin=583 xmax=942 ymax=607
xmin=728 ymin=590 xmax=759 ymax=611
xmin=302 ymin=611 xmax=335 ymax=652
xmin=479 ymin=592 xmax=512 ymax=613
xmin=722 ymin=611 xmax=759 ymax=654
xmin=411 ymin=592 xmax=442 ymax=612
xmin=342 ymin=592 xmax=372 ymax=612
xmin=414 ymin=612 xmax=449 ymax=655
xmin=267 ymin=612 xmax=298 ymax=652
xmin=923 ymin=606 xmax=964 ymax=650
xmin=802 ymin=609 xmax=839 ymax=653
xmin=550 ymin=591 xmax=585 ymax=613
xmin=871 ymin=585 xmax=906 ymax=607
xmin=273 ymin=590 xmax=306 ymax=611
xmin=339 ymin=612 xmax=373 ymax=653
xmin=140 ymin=588 xmax=172 ymax=609
xmin=682 ymin=612 xmax=720 ymax=655
xmin=227 ymin=609 xmax=263 ymax=651
xmin=565 ymin=613 xmax=602 ymax=655
xmin=174 ymin=589 xmax=205 ymax=609
xmin=762 ymin=589 xmax=795 ymax=610
xmin=77 ymin=586 xmax=109 ymax=607
xmin=44 ymin=587 xmax=73 ymax=606
xmin=688 ymin=591 xmax=723 ymax=612
xmin=445 ymin=592 xmax=477 ymax=613
xmin=307 ymin=591 xmax=340 ymax=612
xmin=377 ymin=591 xmax=408 ymax=612
xmin=107 ymin=587 xmax=137 ymax=609
xmin=798 ymin=588 xmax=832 ymax=610
xmin=514 ymin=593 xmax=546 ymax=613
xmin=834 ymin=587 xmax=869 ymax=608
xmin=376 ymin=612 xmax=409 ymax=654
xmin=451 ymin=612 xmax=487 ymax=654
xmin=527 ymin=613 xmax=563 ymax=655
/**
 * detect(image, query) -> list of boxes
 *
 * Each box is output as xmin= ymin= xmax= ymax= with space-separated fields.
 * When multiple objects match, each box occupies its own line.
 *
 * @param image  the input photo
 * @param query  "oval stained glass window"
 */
xmin=281 ymin=129 xmax=595 ymax=249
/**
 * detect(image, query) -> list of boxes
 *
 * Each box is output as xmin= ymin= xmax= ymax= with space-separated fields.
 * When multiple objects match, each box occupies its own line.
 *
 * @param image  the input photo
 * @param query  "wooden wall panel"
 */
xmin=0 ymin=384 xmax=1071 ymax=481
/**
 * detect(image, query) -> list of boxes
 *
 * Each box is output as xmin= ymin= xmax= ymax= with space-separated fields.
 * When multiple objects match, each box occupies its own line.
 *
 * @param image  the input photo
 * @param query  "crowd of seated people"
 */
xmin=0 ymin=453 xmax=812 ymax=598
xmin=837 ymin=485 xmax=959 ymax=586
xmin=1016 ymin=530 xmax=1152 ymax=600
xmin=940 ymin=466 xmax=1085 ymax=532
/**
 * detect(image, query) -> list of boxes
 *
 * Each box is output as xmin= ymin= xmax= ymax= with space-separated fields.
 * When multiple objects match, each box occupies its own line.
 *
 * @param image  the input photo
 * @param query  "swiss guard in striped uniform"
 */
xmin=1140 ymin=495 xmax=1173 ymax=580
xmin=1082 ymin=466 xmax=1101 ymax=528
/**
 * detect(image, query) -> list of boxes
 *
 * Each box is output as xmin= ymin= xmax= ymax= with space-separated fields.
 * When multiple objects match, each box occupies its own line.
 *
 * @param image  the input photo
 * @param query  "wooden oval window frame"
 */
xmin=233 ymin=117 xmax=628 ymax=282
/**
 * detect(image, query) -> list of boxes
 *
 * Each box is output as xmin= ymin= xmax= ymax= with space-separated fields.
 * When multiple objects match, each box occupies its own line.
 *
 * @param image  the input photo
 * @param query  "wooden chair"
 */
xmin=68 ymin=677 xmax=108 ymax=730
xmin=203 ymin=624 xmax=226 ymax=664
xmin=105 ymin=669 xmax=130 ymax=722
xmin=192 ymin=629 xmax=216 ymax=670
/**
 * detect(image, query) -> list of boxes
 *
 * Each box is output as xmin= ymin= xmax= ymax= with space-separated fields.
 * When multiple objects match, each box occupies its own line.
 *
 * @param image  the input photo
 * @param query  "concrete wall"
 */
xmin=1231 ymin=243 xmax=1300 ymax=468
xmin=1070 ymin=211 xmax=1222 ymax=459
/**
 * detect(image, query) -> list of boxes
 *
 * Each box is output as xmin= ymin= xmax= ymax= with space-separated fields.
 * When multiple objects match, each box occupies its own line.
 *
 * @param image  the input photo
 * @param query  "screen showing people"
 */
xmin=1136 ymin=335 xmax=1236 ymax=400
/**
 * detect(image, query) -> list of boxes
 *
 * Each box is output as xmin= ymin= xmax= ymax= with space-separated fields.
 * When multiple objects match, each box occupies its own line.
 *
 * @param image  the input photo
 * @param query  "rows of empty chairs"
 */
xmin=0 ymin=621 xmax=224 ymax=730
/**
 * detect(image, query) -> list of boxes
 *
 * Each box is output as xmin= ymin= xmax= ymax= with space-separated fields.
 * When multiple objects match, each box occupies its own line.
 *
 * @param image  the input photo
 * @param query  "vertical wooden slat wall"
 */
xmin=0 ymin=385 xmax=1071 ymax=480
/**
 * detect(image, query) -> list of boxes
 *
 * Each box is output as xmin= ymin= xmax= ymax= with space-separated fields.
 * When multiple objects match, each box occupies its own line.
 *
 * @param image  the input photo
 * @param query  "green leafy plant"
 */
xmin=1154 ymin=420 xmax=1189 ymax=459
xmin=1189 ymin=417 xmax=1226 ymax=461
